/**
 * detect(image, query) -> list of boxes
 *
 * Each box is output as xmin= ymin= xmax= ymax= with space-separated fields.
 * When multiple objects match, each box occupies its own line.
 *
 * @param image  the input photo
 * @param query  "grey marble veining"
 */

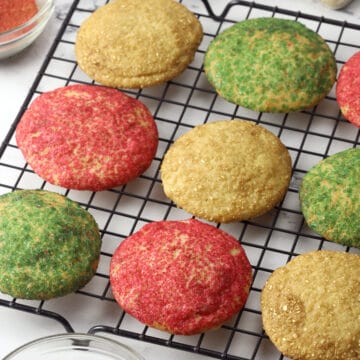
xmin=54 ymin=0 xmax=75 ymax=21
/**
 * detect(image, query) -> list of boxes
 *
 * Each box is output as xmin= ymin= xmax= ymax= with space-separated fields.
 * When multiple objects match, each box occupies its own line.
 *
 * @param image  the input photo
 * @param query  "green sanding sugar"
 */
xmin=204 ymin=18 xmax=337 ymax=113
xmin=299 ymin=148 xmax=360 ymax=248
xmin=0 ymin=190 xmax=101 ymax=299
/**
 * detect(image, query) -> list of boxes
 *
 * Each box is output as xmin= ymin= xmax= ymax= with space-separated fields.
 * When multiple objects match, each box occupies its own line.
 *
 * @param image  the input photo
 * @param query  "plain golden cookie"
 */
xmin=75 ymin=0 xmax=203 ymax=88
xmin=261 ymin=250 xmax=360 ymax=360
xmin=160 ymin=120 xmax=292 ymax=223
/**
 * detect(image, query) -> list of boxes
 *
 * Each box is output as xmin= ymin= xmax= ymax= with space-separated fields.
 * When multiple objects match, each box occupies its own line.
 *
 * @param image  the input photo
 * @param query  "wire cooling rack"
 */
xmin=1 ymin=1 xmax=359 ymax=359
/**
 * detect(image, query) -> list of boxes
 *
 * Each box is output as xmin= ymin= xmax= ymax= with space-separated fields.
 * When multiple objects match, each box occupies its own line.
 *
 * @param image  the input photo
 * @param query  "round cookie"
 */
xmin=336 ymin=51 xmax=360 ymax=127
xmin=110 ymin=219 xmax=252 ymax=335
xmin=204 ymin=18 xmax=337 ymax=113
xmin=75 ymin=0 xmax=203 ymax=88
xmin=16 ymin=84 xmax=158 ymax=191
xmin=0 ymin=190 xmax=101 ymax=300
xmin=261 ymin=250 xmax=360 ymax=360
xmin=160 ymin=120 xmax=292 ymax=223
xmin=299 ymin=148 xmax=360 ymax=248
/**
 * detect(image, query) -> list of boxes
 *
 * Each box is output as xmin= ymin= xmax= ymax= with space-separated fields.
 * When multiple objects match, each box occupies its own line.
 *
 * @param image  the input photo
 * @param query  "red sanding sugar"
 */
xmin=110 ymin=219 xmax=253 ymax=335
xmin=336 ymin=51 xmax=360 ymax=128
xmin=0 ymin=0 xmax=38 ymax=33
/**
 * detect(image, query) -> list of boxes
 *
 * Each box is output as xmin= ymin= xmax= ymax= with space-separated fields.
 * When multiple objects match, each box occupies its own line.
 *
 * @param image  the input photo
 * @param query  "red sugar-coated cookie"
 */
xmin=110 ymin=219 xmax=253 ymax=335
xmin=16 ymin=84 xmax=158 ymax=191
xmin=336 ymin=51 xmax=360 ymax=128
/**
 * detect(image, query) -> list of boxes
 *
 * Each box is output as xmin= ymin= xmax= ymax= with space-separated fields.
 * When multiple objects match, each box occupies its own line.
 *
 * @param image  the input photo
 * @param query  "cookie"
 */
xmin=299 ymin=148 xmax=360 ymax=248
xmin=0 ymin=190 xmax=101 ymax=300
xmin=336 ymin=51 xmax=360 ymax=127
xmin=160 ymin=120 xmax=292 ymax=223
xmin=261 ymin=250 xmax=360 ymax=360
xmin=204 ymin=18 xmax=337 ymax=113
xmin=75 ymin=0 xmax=203 ymax=88
xmin=16 ymin=84 xmax=158 ymax=191
xmin=110 ymin=219 xmax=252 ymax=335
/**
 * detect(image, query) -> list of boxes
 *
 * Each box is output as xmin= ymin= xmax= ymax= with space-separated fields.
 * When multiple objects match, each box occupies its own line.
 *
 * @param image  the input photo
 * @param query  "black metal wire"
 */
xmin=0 ymin=1 xmax=359 ymax=359
xmin=0 ymin=298 xmax=74 ymax=332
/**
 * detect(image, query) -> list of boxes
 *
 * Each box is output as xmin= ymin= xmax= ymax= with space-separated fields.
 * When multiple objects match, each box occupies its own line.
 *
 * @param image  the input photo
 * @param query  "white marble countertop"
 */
xmin=0 ymin=0 xmax=359 ymax=359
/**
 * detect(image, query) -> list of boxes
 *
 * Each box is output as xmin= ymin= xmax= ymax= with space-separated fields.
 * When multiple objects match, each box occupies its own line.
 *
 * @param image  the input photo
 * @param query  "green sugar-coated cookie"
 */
xmin=204 ymin=18 xmax=337 ymax=113
xmin=299 ymin=148 xmax=360 ymax=248
xmin=0 ymin=190 xmax=101 ymax=299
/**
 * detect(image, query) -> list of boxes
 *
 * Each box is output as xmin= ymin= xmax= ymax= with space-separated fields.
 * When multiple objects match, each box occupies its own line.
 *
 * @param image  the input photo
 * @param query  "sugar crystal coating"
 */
xmin=261 ymin=250 xmax=360 ymax=360
xmin=300 ymin=148 xmax=360 ymax=248
xmin=16 ymin=84 xmax=158 ymax=191
xmin=110 ymin=219 xmax=252 ymax=335
xmin=161 ymin=120 xmax=292 ymax=223
xmin=204 ymin=18 xmax=337 ymax=112
xmin=336 ymin=51 xmax=360 ymax=128
xmin=75 ymin=0 xmax=203 ymax=88
xmin=0 ymin=190 xmax=101 ymax=299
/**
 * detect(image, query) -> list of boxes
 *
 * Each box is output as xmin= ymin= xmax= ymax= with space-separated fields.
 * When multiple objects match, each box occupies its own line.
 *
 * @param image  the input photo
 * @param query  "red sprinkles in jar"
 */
xmin=0 ymin=0 xmax=38 ymax=33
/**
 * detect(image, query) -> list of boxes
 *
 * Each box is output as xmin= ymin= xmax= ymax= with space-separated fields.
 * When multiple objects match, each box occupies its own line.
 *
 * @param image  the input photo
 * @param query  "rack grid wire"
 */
xmin=0 ymin=1 xmax=359 ymax=359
